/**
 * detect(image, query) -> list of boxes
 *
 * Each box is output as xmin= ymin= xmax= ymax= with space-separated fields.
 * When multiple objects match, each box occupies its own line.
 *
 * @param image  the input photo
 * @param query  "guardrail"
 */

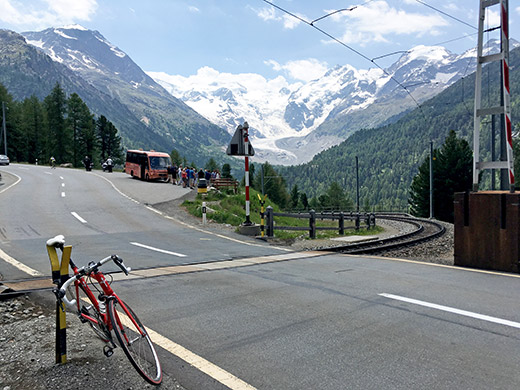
xmin=265 ymin=206 xmax=376 ymax=239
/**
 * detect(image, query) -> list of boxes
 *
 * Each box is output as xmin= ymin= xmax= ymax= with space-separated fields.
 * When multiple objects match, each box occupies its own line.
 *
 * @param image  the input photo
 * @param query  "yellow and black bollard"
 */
xmin=47 ymin=241 xmax=71 ymax=364
xmin=257 ymin=193 xmax=268 ymax=237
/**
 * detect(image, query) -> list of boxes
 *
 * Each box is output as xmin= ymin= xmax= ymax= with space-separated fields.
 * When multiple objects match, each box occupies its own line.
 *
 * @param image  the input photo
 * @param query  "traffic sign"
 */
xmin=226 ymin=124 xmax=255 ymax=156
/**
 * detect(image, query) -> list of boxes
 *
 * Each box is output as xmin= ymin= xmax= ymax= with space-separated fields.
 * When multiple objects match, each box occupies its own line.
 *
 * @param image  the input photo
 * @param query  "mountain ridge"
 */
xmin=150 ymin=40 xmax=518 ymax=165
xmin=19 ymin=25 xmax=232 ymax=166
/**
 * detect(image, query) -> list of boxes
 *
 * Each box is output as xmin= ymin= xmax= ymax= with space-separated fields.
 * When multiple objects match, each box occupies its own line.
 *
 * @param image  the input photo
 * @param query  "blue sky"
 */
xmin=1 ymin=0 xmax=520 ymax=82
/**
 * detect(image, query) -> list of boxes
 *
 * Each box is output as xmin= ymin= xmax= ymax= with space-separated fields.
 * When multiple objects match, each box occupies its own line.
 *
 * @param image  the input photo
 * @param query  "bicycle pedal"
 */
xmin=103 ymin=345 xmax=114 ymax=357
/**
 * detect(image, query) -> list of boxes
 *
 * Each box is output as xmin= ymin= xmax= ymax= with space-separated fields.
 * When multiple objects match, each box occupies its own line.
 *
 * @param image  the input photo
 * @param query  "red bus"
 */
xmin=125 ymin=150 xmax=171 ymax=181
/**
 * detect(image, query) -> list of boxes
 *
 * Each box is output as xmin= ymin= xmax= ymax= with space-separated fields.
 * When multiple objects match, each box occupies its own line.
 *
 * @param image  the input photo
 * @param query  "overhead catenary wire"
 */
xmin=413 ymin=0 xmax=477 ymax=31
xmin=260 ymin=0 xmax=424 ymax=113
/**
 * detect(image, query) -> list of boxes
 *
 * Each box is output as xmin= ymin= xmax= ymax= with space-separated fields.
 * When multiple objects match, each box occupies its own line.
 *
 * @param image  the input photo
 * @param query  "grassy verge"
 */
xmin=182 ymin=188 xmax=383 ymax=239
xmin=182 ymin=189 xmax=384 ymax=239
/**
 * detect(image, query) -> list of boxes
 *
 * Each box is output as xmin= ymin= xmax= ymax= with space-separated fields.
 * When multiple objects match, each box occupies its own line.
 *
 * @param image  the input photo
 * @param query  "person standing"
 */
xmin=171 ymin=164 xmax=178 ymax=185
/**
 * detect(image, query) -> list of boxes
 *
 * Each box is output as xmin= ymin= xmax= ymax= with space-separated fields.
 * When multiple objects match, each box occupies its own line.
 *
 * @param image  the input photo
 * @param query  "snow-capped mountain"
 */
xmin=22 ymin=25 xmax=230 ymax=165
xmin=150 ymin=40 xmax=517 ymax=165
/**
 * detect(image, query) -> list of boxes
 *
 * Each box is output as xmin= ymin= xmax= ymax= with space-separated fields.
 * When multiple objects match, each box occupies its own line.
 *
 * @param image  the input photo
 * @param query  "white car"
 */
xmin=0 ymin=154 xmax=9 ymax=165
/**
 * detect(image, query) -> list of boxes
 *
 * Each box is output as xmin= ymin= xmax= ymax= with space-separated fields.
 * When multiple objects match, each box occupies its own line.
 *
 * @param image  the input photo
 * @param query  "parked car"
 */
xmin=0 ymin=154 xmax=9 ymax=165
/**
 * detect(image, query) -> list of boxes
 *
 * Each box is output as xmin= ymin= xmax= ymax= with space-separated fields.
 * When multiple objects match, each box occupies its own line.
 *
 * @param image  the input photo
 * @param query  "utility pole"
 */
xmin=1 ymin=102 xmax=6 ymax=156
xmin=355 ymin=156 xmax=360 ymax=213
xmin=430 ymin=141 xmax=434 ymax=219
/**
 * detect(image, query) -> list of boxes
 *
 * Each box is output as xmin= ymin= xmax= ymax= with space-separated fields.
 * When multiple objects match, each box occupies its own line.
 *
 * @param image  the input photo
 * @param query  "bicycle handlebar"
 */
xmin=57 ymin=254 xmax=132 ymax=309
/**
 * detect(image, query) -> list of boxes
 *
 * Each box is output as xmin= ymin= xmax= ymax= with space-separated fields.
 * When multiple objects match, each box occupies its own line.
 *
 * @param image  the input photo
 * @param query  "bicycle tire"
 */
xmin=108 ymin=298 xmax=162 ymax=385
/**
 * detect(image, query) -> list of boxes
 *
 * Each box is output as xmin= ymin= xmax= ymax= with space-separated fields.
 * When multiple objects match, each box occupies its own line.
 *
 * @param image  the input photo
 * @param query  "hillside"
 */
xmin=0 ymin=29 xmax=167 ymax=151
xmin=1 ymin=28 xmax=233 ymax=167
xmin=279 ymin=46 xmax=520 ymax=210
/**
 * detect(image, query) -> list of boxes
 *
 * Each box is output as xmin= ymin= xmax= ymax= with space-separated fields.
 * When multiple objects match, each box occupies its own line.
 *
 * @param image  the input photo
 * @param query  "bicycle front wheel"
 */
xmin=108 ymin=298 xmax=162 ymax=385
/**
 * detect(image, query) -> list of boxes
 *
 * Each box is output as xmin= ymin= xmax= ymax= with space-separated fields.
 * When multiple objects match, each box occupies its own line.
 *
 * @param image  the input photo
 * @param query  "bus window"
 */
xmin=149 ymin=156 xmax=170 ymax=169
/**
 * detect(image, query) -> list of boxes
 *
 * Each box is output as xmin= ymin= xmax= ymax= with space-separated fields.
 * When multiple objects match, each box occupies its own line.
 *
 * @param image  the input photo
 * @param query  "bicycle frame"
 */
xmin=71 ymin=265 xmax=146 ymax=340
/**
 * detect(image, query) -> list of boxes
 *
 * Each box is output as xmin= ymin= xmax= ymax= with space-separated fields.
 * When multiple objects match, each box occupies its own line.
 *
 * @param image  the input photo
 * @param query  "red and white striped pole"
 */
xmin=501 ymin=0 xmax=515 ymax=191
xmin=243 ymin=121 xmax=252 ymax=225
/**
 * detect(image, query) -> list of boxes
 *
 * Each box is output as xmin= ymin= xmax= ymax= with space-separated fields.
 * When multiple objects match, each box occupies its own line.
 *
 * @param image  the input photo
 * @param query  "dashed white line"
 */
xmin=44 ymin=172 xmax=52 ymax=175
xmin=130 ymin=242 xmax=187 ymax=257
xmin=59 ymin=176 xmax=64 ymax=180
xmin=61 ymin=192 xmax=66 ymax=198
xmin=71 ymin=212 xmax=87 ymax=224
xmin=61 ymin=183 xmax=65 ymax=187
xmin=380 ymin=293 xmax=520 ymax=329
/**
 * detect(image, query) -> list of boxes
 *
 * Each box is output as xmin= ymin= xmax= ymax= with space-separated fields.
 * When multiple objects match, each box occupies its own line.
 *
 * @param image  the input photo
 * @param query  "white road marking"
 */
xmin=0 ymin=248 xmax=43 ymax=277
xmin=130 ymin=242 xmax=187 ymax=257
xmin=45 ymin=172 xmax=52 ymax=175
xmin=60 ymin=176 xmax=64 ymax=180
xmin=380 ymin=293 xmax=520 ymax=329
xmin=94 ymin=173 xmax=291 ymax=252
xmin=144 ymin=326 xmax=257 ymax=390
xmin=17 ymin=167 xmax=29 ymax=170
xmin=61 ymin=183 xmax=65 ymax=187
xmin=71 ymin=212 xmax=87 ymax=224
xmin=0 ymin=171 xmax=21 ymax=194
xmin=61 ymin=192 xmax=66 ymax=197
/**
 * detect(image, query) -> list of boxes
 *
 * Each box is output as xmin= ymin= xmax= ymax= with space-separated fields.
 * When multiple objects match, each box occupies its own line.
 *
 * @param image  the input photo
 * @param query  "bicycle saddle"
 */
xmin=46 ymin=235 xmax=65 ymax=247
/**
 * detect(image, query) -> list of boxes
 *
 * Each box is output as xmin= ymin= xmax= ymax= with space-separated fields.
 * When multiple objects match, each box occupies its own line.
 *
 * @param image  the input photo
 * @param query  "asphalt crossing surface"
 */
xmin=1 ymin=164 xmax=519 ymax=389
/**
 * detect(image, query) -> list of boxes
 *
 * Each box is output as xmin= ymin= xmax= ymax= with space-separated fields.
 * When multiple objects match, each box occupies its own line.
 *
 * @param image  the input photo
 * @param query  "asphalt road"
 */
xmin=1 ymin=164 xmax=520 ymax=389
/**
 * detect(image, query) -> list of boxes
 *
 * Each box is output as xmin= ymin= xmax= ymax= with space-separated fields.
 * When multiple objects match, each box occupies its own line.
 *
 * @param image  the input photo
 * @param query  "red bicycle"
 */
xmin=48 ymin=235 xmax=162 ymax=385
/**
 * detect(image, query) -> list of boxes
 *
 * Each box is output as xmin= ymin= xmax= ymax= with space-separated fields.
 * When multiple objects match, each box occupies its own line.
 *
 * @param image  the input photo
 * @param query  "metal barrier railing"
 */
xmin=265 ymin=207 xmax=376 ymax=239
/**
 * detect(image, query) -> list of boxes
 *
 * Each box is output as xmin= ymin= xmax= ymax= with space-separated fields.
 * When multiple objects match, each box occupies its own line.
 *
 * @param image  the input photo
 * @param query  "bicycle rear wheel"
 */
xmin=108 ymin=298 xmax=162 ymax=385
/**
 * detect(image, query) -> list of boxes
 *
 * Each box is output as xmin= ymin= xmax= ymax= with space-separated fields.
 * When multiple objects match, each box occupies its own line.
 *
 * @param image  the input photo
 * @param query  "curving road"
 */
xmin=0 ymin=164 xmax=284 ymax=277
xmin=1 ymin=164 xmax=520 ymax=389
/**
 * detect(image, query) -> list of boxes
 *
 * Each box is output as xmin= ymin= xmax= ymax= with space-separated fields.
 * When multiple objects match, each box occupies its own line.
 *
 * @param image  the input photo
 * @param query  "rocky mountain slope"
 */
xmin=16 ymin=26 xmax=230 ymax=166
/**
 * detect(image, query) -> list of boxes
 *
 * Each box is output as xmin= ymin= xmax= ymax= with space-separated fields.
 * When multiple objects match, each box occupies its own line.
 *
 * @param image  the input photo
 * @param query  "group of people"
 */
xmin=168 ymin=166 xmax=221 ymax=189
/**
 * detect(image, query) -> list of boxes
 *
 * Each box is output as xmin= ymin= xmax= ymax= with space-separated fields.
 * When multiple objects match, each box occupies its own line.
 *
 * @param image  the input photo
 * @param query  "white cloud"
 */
xmin=188 ymin=6 xmax=200 ymax=13
xmin=327 ymin=1 xmax=449 ymax=45
xmin=0 ymin=0 xmax=97 ymax=29
xmin=517 ymin=7 xmax=520 ymax=15
xmin=444 ymin=4 xmax=459 ymax=12
xmin=486 ymin=9 xmax=500 ymax=28
xmin=255 ymin=6 xmax=305 ymax=30
xmin=265 ymin=58 xmax=328 ymax=82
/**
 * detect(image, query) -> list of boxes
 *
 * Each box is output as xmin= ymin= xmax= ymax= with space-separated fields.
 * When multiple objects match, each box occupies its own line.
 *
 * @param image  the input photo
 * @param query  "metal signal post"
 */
xmin=243 ymin=122 xmax=253 ymax=225
xmin=473 ymin=0 xmax=514 ymax=192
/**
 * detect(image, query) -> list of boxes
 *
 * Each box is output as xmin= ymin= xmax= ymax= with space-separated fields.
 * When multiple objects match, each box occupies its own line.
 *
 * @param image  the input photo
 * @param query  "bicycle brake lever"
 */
xmin=111 ymin=255 xmax=129 ymax=275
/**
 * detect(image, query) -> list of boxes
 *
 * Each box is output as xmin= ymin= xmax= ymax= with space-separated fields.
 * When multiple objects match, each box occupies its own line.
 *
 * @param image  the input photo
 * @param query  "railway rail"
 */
xmin=326 ymin=214 xmax=446 ymax=255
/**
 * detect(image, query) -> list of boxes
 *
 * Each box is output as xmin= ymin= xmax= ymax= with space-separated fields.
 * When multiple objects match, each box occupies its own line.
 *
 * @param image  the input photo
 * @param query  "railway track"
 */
xmin=326 ymin=214 xmax=446 ymax=255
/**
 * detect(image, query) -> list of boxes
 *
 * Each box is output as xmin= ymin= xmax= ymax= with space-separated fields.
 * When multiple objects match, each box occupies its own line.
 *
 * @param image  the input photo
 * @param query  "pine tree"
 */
xmin=171 ymin=149 xmax=182 ymax=166
xmin=300 ymin=192 xmax=309 ymax=210
xmin=96 ymin=115 xmax=109 ymax=162
xmin=0 ymin=84 xmax=17 ymax=161
xmin=67 ymin=93 xmax=95 ymax=167
xmin=222 ymin=163 xmax=232 ymax=178
xmin=409 ymin=130 xmax=472 ymax=222
xmin=20 ymin=96 xmax=46 ymax=164
xmin=44 ymin=83 xmax=69 ymax=164
xmin=204 ymin=157 xmax=218 ymax=171
xmin=256 ymin=162 xmax=290 ymax=209
xmin=105 ymin=120 xmax=123 ymax=163
xmin=290 ymin=184 xmax=300 ymax=209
